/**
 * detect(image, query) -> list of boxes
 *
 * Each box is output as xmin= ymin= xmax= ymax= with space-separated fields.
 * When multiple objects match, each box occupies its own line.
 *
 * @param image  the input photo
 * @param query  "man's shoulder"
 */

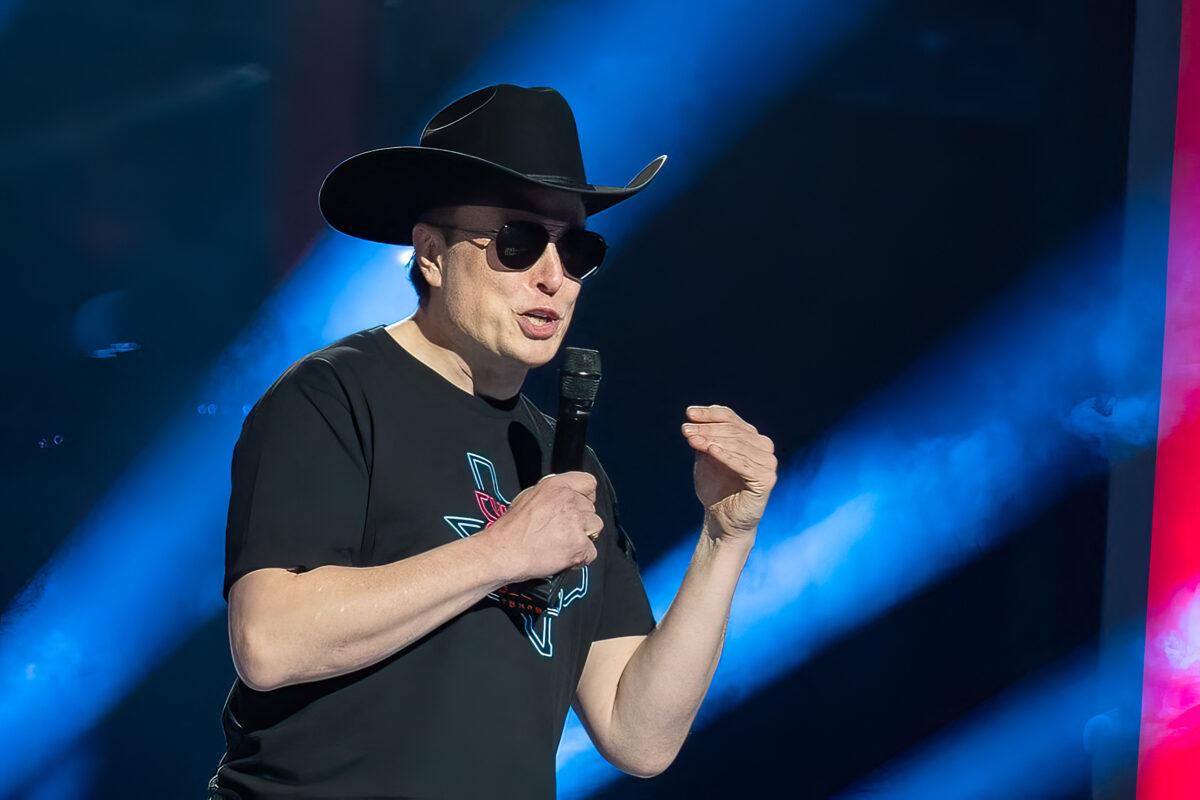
xmin=307 ymin=326 xmax=383 ymax=376
xmin=250 ymin=328 xmax=384 ymax=418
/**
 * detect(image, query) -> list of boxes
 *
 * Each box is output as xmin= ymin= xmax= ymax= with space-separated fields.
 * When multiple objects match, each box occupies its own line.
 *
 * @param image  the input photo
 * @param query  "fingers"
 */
xmin=690 ymin=435 xmax=777 ymax=471
xmin=680 ymin=409 xmax=779 ymax=481
xmin=681 ymin=421 xmax=774 ymax=456
xmin=703 ymin=440 xmax=778 ymax=490
xmin=686 ymin=404 xmax=757 ymax=434
xmin=586 ymin=511 xmax=604 ymax=539
xmin=542 ymin=470 xmax=598 ymax=501
xmin=681 ymin=406 xmax=776 ymax=468
xmin=695 ymin=435 xmax=778 ymax=474
xmin=578 ymin=539 xmax=598 ymax=567
xmin=574 ymin=514 xmax=602 ymax=570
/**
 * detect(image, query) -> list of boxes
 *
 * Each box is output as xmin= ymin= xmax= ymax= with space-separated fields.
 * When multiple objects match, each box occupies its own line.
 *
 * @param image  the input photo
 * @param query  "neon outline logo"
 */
xmin=443 ymin=452 xmax=589 ymax=657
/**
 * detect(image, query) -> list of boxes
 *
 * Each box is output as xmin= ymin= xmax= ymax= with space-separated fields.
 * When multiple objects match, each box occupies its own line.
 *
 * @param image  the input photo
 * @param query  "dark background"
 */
xmin=1 ymin=1 xmax=1137 ymax=797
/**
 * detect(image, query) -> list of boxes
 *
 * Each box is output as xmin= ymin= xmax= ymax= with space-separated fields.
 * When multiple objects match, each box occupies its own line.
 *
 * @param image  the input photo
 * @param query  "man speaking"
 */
xmin=208 ymin=83 xmax=778 ymax=799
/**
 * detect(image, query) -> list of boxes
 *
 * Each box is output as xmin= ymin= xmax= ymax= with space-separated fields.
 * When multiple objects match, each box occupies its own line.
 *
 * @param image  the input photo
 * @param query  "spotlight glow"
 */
xmin=0 ymin=235 xmax=410 ymax=791
xmin=555 ymin=218 xmax=1165 ymax=797
xmin=835 ymin=644 xmax=1132 ymax=799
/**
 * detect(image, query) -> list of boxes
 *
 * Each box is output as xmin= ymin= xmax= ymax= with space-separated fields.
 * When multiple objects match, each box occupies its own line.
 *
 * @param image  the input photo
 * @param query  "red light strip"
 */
xmin=1136 ymin=1 xmax=1200 ymax=796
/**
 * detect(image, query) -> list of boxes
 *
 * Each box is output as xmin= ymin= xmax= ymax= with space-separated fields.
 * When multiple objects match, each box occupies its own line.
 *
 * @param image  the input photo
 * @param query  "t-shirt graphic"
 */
xmin=443 ymin=451 xmax=588 ymax=658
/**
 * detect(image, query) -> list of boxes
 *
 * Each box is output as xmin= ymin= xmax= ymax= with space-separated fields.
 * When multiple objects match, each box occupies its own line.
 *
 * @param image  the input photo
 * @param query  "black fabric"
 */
xmin=317 ymin=83 xmax=667 ymax=247
xmin=212 ymin=325 xmax=657 ymax=799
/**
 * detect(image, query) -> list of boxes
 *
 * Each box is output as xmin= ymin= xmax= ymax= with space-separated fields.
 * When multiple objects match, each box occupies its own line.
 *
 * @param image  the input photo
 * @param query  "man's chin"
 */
xmin=523 ymin=345 xmax=562 ymax=369
xmin=508 ymin=338 xmax=562 ymax=369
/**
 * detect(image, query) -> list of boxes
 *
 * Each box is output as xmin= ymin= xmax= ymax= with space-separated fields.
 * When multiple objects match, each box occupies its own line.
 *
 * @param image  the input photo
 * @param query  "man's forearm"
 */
xmin=233 ymin=533 xmax=512 ymax=691
xmin=607 ymin=514 xmax=753 ymax=773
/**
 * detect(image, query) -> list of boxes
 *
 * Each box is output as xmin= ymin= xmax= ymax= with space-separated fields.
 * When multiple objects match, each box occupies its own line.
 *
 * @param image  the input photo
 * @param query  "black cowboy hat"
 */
xmin=317 ymin=83 xmax=667 ymax=247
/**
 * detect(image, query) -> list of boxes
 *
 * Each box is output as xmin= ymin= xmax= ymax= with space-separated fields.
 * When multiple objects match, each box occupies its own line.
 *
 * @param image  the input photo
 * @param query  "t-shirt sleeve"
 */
xmin=591 ymin=456 xmax=657 ymax=641
xmin=222 ymin=356 xmax=369 ymax=601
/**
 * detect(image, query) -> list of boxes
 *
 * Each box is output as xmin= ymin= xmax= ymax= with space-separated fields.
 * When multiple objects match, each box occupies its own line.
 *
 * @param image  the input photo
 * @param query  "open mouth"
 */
xmin=522 ymin=311 xmax=556 ymax=327
xmin=516 ymin=309 xmax=561 ymax=339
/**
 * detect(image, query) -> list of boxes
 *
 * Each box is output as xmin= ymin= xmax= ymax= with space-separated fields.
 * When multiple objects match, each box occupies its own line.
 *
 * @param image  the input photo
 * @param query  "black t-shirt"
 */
xmin=210 ymin=325 xmax=657 ymax=799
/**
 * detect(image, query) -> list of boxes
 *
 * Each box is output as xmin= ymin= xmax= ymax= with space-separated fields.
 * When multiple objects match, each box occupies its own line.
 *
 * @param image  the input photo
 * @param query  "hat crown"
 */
xmin=419 ymin=84 xmax=590 ymax=188
xmin=317 ymin=84 xmax=665 ymax=247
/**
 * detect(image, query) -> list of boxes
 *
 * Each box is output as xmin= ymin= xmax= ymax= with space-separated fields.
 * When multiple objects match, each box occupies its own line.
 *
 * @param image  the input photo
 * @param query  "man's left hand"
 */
xmin=681 ymin=404 xmax=777 ymax=544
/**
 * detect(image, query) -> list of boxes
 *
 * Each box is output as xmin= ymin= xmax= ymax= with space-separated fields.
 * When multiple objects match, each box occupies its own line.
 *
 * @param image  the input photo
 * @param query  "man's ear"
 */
xmin=411 ymin=222 xmax=446 ymax=291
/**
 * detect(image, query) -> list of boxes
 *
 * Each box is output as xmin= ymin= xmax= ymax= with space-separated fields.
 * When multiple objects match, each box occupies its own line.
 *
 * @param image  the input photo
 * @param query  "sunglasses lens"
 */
xmin=495 ymin=221 xmax=548 ymax=269
xmin=494 ymin=221 xmax=606 ymax=280
xmin=559 ymin=229 xmax=607 ymax=280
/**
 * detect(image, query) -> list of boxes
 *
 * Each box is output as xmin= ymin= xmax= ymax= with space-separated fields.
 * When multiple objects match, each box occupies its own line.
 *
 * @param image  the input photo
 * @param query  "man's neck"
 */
xmin=385 ymin=311 xmax=527 ymax=401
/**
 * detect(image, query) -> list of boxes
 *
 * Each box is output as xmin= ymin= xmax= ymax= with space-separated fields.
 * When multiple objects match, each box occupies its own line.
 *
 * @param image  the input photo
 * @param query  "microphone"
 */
xmin=551 ymin=347 xmax=601 ymax=474
xmin=505 ymin=347 xmax=601 ymax=619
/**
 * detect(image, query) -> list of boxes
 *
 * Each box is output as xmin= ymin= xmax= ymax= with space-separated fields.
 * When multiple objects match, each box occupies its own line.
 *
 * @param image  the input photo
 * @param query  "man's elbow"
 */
xmin=231 ymin=623 xmax=290 ymax=692
xmin=228 ymin=600 xmax=294 ymax=692
xmin=623 ymin=763 xmax=668 ymax=780
xmin=612 ymin=748 xmax=676 ymax=780
xmin=227 ymin=570 xmax=302 ymax=692
xmin=235 ymin=653 xmax=290 ymax=692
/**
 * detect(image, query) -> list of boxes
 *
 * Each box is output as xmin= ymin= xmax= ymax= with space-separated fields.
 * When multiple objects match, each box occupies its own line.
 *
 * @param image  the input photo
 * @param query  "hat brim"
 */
xmin=317 ymin=147 xmax=667 ymax=246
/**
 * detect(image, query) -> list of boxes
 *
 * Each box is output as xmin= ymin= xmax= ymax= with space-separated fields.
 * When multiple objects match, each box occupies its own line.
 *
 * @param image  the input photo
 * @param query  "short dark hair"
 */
xmin=405 ymin=249 xmax=430 ymax=307
xmin=407 ymin=210 xmax=466 ymax=307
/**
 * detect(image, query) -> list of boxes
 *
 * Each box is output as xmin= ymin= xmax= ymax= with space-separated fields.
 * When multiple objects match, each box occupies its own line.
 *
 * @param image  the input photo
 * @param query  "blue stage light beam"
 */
xmin=834 ymin=632 xmax=1145 ymax=799
xmin=454 ymin=0 xmax=879 ymax=240
xmin=838 ymin=651 xmax=1107 ymax=798
xmin=554 ymin=215 xmax=1165 ymax=796
xmin=0 ymin=0 xmax=22 ymax=30
xmin=0 ymin=236 xmax=410 ymax=791
xmin=0 ymin=1 xmax=878 ymax=786
xmin=20 ymin=741 xmax=97 ymax=800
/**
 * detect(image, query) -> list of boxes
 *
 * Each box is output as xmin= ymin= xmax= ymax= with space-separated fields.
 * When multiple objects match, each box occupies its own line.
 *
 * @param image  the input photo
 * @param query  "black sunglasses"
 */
xmin=429 ymin=219 xmax=607 ymax=281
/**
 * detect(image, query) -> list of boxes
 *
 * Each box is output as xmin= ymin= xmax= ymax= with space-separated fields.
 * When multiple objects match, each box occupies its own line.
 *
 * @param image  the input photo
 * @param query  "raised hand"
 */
xmin=681 ymin=404 xmax=777 ymax=544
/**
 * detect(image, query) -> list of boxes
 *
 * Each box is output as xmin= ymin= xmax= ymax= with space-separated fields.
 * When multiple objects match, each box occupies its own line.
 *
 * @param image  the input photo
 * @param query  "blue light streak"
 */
xmin=554 ymin=218 xmax=1164 ymax=796
xmin=840 ymin=651 xmax=1105 ymax=798
xmin=455 ymin=0 xmax=879 ymax=240
xmin=1 ymin=2 xmax=879 ymax=786
xmin=0 ymin=235 xmax=410 ymax=790
xmin=4 ymin=0 xmax=1169 ymax=793
xmin=834 ymin=633 xmax=1143 ymax=798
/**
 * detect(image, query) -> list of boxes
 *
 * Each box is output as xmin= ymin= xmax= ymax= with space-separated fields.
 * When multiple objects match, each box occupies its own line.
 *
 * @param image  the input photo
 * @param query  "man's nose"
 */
xmin=530 ymin=242 xmax=567 ymax=294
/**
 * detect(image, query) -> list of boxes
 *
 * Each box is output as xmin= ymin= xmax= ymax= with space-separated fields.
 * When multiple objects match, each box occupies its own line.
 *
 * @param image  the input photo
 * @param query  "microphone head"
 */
xmin=560 ymin=347 xmax=601 ymax=405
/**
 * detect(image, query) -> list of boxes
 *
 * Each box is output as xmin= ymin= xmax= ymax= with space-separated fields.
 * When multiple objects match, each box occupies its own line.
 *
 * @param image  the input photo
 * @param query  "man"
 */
xmin=209 ymin=84 xmax=777 ymax=799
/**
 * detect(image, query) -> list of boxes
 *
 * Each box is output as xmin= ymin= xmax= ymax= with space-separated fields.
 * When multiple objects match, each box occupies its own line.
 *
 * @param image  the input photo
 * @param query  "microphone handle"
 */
xmin=503 ymin=403 xmax=591 ymax=618
xmin=551 ymin=404 xmax=590 ymax=474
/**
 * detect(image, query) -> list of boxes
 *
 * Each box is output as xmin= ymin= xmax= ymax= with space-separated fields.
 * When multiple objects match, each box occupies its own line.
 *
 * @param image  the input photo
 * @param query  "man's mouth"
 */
xmin=516 ymin=308 xmax=562 ymax=339
xmin=519 ymin=308 xmax=561 ymax=327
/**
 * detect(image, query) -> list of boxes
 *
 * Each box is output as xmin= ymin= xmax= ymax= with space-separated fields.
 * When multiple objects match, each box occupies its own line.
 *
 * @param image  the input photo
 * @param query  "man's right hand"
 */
xmin=482 ymin=471 xmax=603 ymax=582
